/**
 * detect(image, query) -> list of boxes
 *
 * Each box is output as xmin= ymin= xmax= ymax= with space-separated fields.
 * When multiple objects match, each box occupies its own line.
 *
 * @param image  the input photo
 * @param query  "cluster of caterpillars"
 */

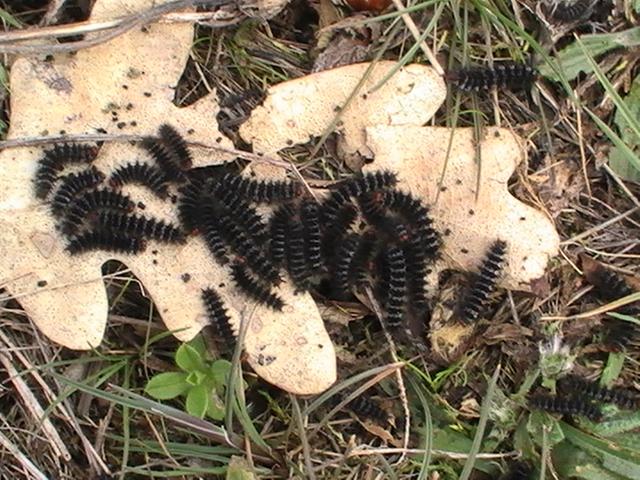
xmin=34 ymin=124 xmax=511 ymax=358
xmin=35 ymin=125 xmax=189 ymax=255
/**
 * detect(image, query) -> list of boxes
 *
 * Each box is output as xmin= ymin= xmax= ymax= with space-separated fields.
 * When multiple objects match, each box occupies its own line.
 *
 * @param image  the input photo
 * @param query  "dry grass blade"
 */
xmin=0 ymin=424 xmax=48 ymax=480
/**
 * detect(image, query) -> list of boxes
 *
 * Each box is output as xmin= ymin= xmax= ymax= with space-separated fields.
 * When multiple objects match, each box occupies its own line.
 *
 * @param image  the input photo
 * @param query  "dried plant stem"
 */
xmin=0 ymin=0 xmax=232 ymax=54
xmin=364 ymin=286 xmax=411 ymax=464
xmin=390 ymin=0 xmax=444 ymax=77
xmin=0 ymin=424 xmax=48 ymax=480
xmin=0 ymin=349 xmax=71 ymax=461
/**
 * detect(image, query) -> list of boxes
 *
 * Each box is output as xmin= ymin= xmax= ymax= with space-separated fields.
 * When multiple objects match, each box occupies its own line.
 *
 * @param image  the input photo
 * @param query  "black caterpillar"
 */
xmin=323 ymin=171 xmax=397 ymax=221
xmin=201 ymin=287 xmax=236 ymax=356
xmin=217 ymin=173 xmax=303 ymax=204
xmin=585 ymin=265 xmax=637 ymax=313
xmin=529 ymin=393 xmax=602 ymax=421
xmin=177 ymin=179 xmax=207 ymax=233
xmin=66 ymin=231 xmax=146 ymax=255
xmin=50 ymin=166 xmax=105 ymax=216
xmin=546 ymin=0 xmax=595 ymax=23
xmin=142 ymin=137 xmax=187 ymax=183
xmin=34 ymin=143 xmax=99 ymax=199
xmin=347 ymin=395 xmax=389 ymax=424
xmin=380 ymin=189 xmax=440 ymax=256
xmin=109 ymin=161 xmax=170 ymax=199
xmin=447 ymin=62 xmax=536 ymax=92
xmin=499 ymin=460 xmax=534 ymax=480
xmin=459 ymin=240 xmax=507 ymax=323
xmin=95 ymin=211 xmax=186 ymax=244
xmin=285 ymin=218 xmax=312 ymax=291
xmin=333 ymin=234 xmax=360 ymax=296
xmin=230 ymin=262 xmax=284 ymax=311
xmin=61 ymin=189 xmax=135 ymax=235
xmin=213 ymin=187 xmax=268 ymax=242
xmin=269 ymin=205 xmax=291 ymax=265
xmin=300 ymin=199 xmax=323 ymax=273
xmin=349 ymin=231 xmax=378 ymax=290
xmin=200 ymin=205 xmax=230 ymax=264
xmin=559 ymin=375 xmax=638 ymax=410
xmin=158 ymin=124 xmax=193 ymax=169
xmin=339 ymin=170 xmax=397 ymax=199
xmin=215 ymin=213 xmax=281 ymax=284
xmin=584 ymin=263 xmax=638 ymax=350
xmin=322 ymin=203 xmax=358 ymax=260
xmin=383 ymin=245 xmax=407 ymax=328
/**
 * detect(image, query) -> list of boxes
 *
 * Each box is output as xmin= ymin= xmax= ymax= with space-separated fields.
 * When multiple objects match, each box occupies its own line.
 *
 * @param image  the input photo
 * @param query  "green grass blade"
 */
xmin=458 ymin=365 xmax=501 ymax=480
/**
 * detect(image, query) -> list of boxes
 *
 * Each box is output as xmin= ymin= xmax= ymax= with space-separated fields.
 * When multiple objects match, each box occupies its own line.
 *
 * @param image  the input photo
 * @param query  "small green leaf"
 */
xmin=226 ymin=456 xmax=256 ymax=480
xmin=609 ymin=74 xmax=640 ymax=181
xmin=540 ymin=28 xmax=640 ymax=81
xmin=527 ymin=411 xmax=565 ymax=447
xmin=209 ymin=359 xmax=232 ymax=386
xmin=188 ymin=335 xmax=208 ymax=358
xmin=206 ymin=391 xmax=226 ymax=420
xmin=186 ymin=370 xmax=207 ymax=386
xmin=186 ymin=384 xmax=210 ymax=419
xmin=601 ymin=352 xmax=626 ymax=387
xmin=144 ymin=372 xmax=189 ymax=400
xmin=175 ymin=343 xmax=206 ymax=373
xmin=0 ymin=8 xmax=22 ymax=28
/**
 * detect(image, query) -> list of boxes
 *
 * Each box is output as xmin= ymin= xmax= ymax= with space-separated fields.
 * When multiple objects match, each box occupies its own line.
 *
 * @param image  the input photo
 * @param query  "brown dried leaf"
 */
xmin=0 ymin=0 xmax=335 ymax=395
xmin=239 ymin=62 xmax=446 ymax=157
xmin=364 ymin=125 xmax=560 ymax=291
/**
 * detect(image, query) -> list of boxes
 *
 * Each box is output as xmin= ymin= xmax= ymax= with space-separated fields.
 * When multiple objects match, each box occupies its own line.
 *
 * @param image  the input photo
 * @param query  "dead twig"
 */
xmin=0 ymin=0 xmax=233 ymax=55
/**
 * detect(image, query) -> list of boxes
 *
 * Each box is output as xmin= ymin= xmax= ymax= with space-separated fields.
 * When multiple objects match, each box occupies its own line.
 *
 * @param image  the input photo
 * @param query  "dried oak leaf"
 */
xmin=239 ymin=61 xmax=446 ymax=157
xmin=0 ymin=0 xmax=335 ymax=395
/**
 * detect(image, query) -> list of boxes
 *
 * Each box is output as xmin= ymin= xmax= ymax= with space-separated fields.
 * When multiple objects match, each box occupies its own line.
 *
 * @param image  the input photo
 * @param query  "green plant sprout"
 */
xmin=145 ymin=338 xmax=243 ymax=420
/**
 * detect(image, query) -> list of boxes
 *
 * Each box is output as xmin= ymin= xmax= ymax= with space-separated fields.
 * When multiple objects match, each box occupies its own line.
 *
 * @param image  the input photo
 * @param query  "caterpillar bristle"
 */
xmin=201 ymin=287 xmax=236 ymax=356
xmin=300 ymin=199 xmax=323 ymax=273
xmin=285 ymin=219 xmax=312 ymax=291
xmin=95 ymin=211 xmax=186 ymax=244
xmin=217 ymin=173 xmax=303 ymax=204
xmin=66 ymin=230 xmax=146 ymax=255
xmin=447 ymin=62 xmax=536 ymax=92
xmin=109 ymin=161 xmax=170 ymax=199
xmin=383 ymin=245 xmax=407 ymax=328
xmin=230 ymin=262 xmax=284 ymax=311
xmin=141 ymin=137 xmax=187 ymax=183
xmin=50 ymin=166 xmax=105 ymax=216
xmin=158 ymin=124 xmax=193 ymax=169
xmin=459 ymin=240 xmax=507 ymax=323
xmin=559 ymin=375 xmax=638 ymax=410
xmin=529 ymin=393 xmax=602 ymax=421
